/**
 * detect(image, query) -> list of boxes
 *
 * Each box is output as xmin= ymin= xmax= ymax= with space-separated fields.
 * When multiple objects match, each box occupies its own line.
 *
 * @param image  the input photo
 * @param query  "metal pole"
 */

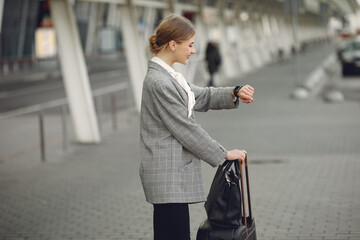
xmin=96 ymin=96 xmax=103 ymax=135
xmin=111 ymin=93 xmax=117 ymax=130
xmin=126 ymin=86 xmax=132 ymax=123
xmin=39 ymin=112 xmax=46 ymax=162
xmin=291 ymin=0 xmax=300 ymax=87
xmin=61 ymin=105 xmax=68 ymax=152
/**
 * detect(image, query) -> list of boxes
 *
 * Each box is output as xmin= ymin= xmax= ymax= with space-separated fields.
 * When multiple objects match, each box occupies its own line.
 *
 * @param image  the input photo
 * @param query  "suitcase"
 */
xmin=197 ymin=155 xmax=257 ymax=240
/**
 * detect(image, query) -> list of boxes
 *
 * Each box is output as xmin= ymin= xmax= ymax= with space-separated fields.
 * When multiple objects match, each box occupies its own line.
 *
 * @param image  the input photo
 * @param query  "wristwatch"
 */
xmin=232 ymin=86 xmax=243 ymax=104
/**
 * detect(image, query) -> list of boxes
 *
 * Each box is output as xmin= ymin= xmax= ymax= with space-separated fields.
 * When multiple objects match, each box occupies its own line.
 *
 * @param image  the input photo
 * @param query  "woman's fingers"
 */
xmin=241 ymin=98 xmax=253 ymax=104
xmin=238 ymin=85 xmax=254 ymax=103
xmin=241 ymin=85 xmax=254 ymax=94
xmin=243 ymin=85 xmax=254 ymax=94
xmin=225 ymin=149 xmax=246 ymax=161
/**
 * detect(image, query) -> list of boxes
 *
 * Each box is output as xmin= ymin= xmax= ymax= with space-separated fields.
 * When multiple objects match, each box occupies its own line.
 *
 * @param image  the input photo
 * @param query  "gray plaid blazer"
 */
xmin=140 ymin=61 xmax=239 ymax=204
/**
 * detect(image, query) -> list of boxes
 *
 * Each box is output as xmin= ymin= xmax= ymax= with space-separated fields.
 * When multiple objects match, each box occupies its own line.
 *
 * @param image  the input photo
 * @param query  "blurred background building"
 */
xmin=1 ymin=2 xmax=360 ymax=240
xmin=1 ymin=0 xmax=359 ymax=69
xmin=0 ymin=0 xmax=360 ymax=145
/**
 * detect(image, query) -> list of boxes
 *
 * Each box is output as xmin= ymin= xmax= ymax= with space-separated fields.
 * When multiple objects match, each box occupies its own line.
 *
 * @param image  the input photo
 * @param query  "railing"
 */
xmin=0 ymin=82 xmax=132 ymax=162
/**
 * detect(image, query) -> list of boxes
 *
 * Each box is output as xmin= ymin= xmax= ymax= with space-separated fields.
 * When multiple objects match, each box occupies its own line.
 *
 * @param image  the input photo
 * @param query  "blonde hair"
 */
xmin=149 ymin=14 xmax=195 ymax=54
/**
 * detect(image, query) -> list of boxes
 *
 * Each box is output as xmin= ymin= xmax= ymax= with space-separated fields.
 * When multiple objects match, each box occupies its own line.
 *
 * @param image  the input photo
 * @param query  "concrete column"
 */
xmin=85 ymin=3 xmax=98 ymax=55
xmin=195 ymin=0 xmax=208 ymax=56
xmin=107 ymin=3 xmax=118 ymax=26
xmin=235 ymin=15 xmax=252 ymax=74
xmin=269 ymin=15 xmax=281 ymax=57
xmin=193 ymin=2 xmax=210 ymax=84
xmin=233 ymin=1 xmax=245 ymax=74
xmin=118 ymin=1 xmax=147 ymax=113
xmin=247 ymin=19 xmax=263 ymax=69
xmin=277 ymin=17 xmax=291 ymax=56
xmin=240 ymin=1 xmax=262 ymax=70
xmin=217 ymin=2 xmax=238 ymax=79
xmin=260 ymin=14 xmax=273 ymax=63
xmin=182 ymin=8 xmax=206 ymax=84
xmin=17 ymin=0 xmax=29 ymax=59
xmin=0 ymin=0 xmax=3 ymax=65
xmin=143 ymin=7 xmax=156 ymax=52
xmin=0 ymin=0 xmax=4 ymax=34
xmin=254 ymin=18 xmax=267 ymax=66
xmin=50 ymin=0 xmax=101 ymax=143
xmin=290 ymin=0 xmax=299 ymax=51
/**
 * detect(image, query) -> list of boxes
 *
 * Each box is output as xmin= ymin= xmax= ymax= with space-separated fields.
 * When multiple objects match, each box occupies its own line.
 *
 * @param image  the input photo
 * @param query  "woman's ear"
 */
xmin=169 ymin=40 xmax=176 ymax=52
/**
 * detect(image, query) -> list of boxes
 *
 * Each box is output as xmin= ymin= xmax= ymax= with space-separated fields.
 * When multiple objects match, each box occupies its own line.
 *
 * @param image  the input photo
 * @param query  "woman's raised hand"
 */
xmin=238 ymin=85 xmax=254 ymax=104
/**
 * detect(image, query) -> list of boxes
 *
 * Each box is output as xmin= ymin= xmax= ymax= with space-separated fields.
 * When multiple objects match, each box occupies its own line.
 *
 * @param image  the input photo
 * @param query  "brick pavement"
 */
xmin=1 ymin=43 xmax=360 ymax=240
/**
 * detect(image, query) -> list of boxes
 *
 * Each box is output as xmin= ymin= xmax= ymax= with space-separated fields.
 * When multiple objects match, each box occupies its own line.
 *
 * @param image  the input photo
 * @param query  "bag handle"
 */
xmin=244 ymin=155 xmax=253 ymax=220
xmin=239 ymin=154 xmax=253 ymax=240
xmin=221 ymin=160 xmax=235 ymax=172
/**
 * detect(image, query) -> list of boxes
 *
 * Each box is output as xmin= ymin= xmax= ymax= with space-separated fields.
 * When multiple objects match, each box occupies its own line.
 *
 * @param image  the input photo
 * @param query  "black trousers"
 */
xmin=153 ymin=203 xmax=190 ymax=240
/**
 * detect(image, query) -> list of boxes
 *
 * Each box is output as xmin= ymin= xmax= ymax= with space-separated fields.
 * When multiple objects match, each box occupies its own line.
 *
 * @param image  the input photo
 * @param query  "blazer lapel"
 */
xmin=148 ymin=61 xmax=189 ymax=104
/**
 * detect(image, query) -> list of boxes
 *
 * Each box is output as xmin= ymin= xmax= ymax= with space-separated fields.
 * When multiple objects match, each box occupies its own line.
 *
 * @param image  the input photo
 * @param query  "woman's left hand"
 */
xmin=238 ymin=85 xmax=254 ymax=104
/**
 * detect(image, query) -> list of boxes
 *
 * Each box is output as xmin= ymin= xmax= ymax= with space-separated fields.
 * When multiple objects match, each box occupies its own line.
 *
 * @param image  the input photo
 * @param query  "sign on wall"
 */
xmin=35 ymin=27 xmax=57 ymax=59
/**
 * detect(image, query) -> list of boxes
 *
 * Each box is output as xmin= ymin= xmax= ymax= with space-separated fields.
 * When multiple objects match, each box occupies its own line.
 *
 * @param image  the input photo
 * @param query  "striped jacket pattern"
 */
xmin=140 ymin=61 xmax=239 ymax=204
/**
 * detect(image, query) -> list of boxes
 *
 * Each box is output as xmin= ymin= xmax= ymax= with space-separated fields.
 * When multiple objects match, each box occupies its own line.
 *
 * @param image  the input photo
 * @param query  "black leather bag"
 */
xmin=198 ymin=155 xmax=257 ymax=240
xmin=204 ymin=160 xmax=242 ymax=227
xmin=197 ymin=219 xmax=247 ymax=240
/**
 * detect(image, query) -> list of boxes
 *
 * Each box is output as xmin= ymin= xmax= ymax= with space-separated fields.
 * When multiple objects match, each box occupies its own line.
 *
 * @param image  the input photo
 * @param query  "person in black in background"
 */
xmin=205 ymin=42 xmax=221 ymax=87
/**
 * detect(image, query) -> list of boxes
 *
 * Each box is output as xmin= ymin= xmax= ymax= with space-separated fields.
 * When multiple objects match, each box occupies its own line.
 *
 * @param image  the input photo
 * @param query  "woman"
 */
xmin=140 ymin=14 xmax=254 ymax=240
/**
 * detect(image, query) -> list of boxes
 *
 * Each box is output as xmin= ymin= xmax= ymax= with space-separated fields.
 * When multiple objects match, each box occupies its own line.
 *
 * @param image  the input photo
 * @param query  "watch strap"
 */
xmin=233 ymin=86 xmax=243 ymax=105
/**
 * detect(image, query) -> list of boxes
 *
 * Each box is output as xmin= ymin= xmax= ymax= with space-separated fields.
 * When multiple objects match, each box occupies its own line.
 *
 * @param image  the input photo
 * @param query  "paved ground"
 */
xmin=1 ymin=43 xmax=360 ymax=240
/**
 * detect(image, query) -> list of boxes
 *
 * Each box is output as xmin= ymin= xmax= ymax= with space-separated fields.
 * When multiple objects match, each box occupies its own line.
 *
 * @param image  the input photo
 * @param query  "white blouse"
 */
xmin=151 ymin=56 xmax=195 ymax=118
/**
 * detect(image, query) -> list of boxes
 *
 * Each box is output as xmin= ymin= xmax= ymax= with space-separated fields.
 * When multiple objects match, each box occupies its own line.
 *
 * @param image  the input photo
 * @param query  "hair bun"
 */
xmin=149 ymin=35 xmax=159 ymax=54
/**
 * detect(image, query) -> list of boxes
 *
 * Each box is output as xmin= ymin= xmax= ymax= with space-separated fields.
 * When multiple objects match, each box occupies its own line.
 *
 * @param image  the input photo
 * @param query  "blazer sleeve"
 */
xmin=152 ymin=80 xmax=227 ymax=167
xmin=189 ymin=83 xmax=239 ymax=112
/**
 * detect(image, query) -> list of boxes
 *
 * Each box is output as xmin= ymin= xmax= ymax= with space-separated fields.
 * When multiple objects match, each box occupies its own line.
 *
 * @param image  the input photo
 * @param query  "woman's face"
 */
xmin=174 ymin=35 xmax=196 ymax=65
